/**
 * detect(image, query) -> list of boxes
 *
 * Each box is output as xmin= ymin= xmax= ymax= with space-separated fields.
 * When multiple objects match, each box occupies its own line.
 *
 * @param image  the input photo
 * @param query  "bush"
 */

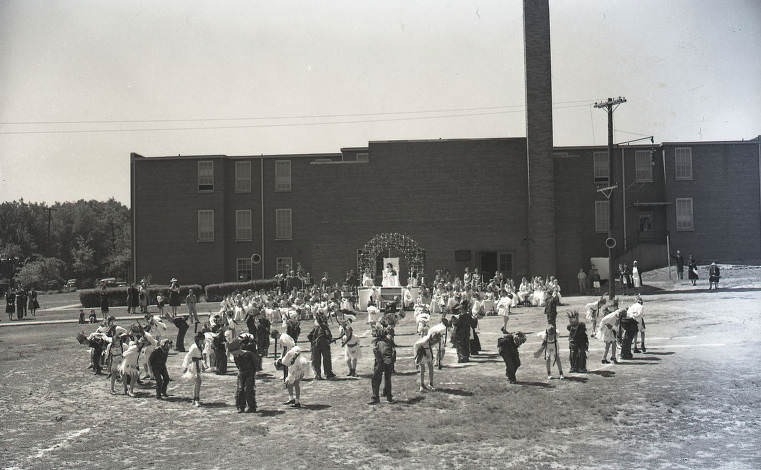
xmin=79 ymin=284 xmax=203 ymax=308
xmin=204 ymin=279 xmax=278 ymax=302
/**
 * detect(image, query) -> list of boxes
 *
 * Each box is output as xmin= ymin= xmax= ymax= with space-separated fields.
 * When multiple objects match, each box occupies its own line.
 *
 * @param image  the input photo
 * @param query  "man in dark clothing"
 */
xmin=497 ymin=329 xmax=526 ymax=384
xmin=370 ymin=322 xmax=396 ymax=404
xmin=544 ymin=291 xmax=559 ymax=327
xmin=672 ymin=250 xmax=685 ymax=280
xmin=307 ymin=316 xmax=335 ymax=379
xmin=231 ymin=335 xmax=258 ymax=413
xmin=149 ymin=340 xmax=171 ymax=399
xmin=566 ymin=312 xmax=589 ymax=372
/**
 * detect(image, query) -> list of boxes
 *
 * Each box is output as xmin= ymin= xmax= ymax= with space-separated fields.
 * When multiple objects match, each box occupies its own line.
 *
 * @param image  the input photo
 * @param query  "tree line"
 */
xmin=0 ymin=199 xmax=130 ymax=290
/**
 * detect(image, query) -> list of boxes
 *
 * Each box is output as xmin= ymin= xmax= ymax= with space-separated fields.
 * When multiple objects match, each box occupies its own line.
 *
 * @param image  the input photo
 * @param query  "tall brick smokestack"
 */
xmin=523 ymin=0 xmax=556 ymax=277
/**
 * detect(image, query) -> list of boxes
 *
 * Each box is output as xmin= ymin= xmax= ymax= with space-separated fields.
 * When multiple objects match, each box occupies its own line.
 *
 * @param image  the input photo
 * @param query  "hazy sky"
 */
xmin=1 ymin=0 xmax=759 ymax=205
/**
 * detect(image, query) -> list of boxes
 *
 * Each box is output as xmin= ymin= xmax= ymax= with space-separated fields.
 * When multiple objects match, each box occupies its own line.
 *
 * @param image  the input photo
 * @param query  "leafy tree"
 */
xmin=71 ymin=235 xmax=95 ymax=277
xmin=15 ymin=257 xmax=65 ymax=288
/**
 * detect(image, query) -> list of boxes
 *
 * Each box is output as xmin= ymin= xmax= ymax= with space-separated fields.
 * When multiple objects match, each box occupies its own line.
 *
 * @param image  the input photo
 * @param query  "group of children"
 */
xmin=77 ymin=269 xmax=648 ymax=411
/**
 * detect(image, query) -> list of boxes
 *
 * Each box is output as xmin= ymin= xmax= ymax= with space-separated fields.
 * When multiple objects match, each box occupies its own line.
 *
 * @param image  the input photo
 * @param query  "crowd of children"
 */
xmin=76 ymin=267 xmax=647 ymax=411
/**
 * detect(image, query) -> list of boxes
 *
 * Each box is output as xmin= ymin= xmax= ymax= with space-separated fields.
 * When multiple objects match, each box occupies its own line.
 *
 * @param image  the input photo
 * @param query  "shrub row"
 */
xmin=204 ymin=279 xmax=278 ymax=302
xmin=79 ymin=284 xmax=203 ymax=308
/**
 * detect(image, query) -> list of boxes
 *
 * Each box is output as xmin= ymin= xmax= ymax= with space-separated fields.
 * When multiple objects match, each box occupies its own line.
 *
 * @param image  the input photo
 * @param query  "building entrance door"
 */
xmin=479 ymin=251 xmax=498 ymax=283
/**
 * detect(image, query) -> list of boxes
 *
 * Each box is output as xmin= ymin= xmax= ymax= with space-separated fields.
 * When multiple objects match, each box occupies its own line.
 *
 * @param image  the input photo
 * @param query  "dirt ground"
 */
xmin=1 ymin=271 xmax=760 ymax=469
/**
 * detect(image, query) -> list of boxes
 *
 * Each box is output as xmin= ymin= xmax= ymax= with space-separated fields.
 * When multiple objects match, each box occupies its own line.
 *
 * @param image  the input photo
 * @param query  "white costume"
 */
xmin=362 ymin=273 xmax=374 ymax=287
xmin=496 ymin=295 xmax=512 ymax=318
xmin=339 ymin=324 xmax=361 ymax=362
xmin=119 ymin=341 xmax=140 ymax=376
xmin=382 ymin=267 xmax=400 ymax=287
xmin=597 ymin=309 xmax=623 ymax=340
xmin=282 ymin=345 xmax=311 ymax=385
xmin=626 ymin=302 xmax=645 ymax=330
xmin=366 ymin=304 xmax=381 ymax=325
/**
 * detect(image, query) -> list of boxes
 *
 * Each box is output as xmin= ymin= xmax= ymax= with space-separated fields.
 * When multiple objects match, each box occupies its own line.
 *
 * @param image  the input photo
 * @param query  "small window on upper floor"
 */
xmin=198 ymin=161 xmax=214 ymax=192
xmin=593 ymin=152 xmax=609 ymax=184
xmin=675 ymin=148 xmax=693 ymax=180
xmin=275 ymin=160 xmax=291 ymax=192
xmin=235 ymin=161 xmax=252 ymax=193
xmin=635 ymin=150 xmax=653 ymax=182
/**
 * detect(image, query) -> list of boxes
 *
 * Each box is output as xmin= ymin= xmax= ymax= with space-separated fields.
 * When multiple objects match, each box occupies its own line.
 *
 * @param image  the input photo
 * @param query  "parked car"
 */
xmin=65 ymin=279 xmax=78 ymax=291
xmin=99 ymin=277 xmax=117 ymax=287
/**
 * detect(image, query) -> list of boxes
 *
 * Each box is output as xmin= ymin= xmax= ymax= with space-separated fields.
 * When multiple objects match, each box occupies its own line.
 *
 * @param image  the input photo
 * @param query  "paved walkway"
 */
xmin=0 ymin=312 xmax=213 ymax=328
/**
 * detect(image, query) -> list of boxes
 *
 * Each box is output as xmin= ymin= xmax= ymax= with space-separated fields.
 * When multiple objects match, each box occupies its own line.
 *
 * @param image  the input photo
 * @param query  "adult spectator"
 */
xmin=126 ymin=283 xmax=139 ymax=314
xmin=688 ymin=255 xmax=699 ymax=286
xmin=5 ymin=287 xmax=16 ymax=321
xmin=98 ymin=281 xmax=109 ymax=320
xmin=16 ymin=285 xmax=27 ymax=320
xmin=671 ymin=250 xmax=685 ymax=280
xmin=708 ymin=262 xmax=720 ymax=291
xmin=577 ymin=268 xmax=587 ymax=295
xmin=168 ymin=277 xmax=181 ymax=317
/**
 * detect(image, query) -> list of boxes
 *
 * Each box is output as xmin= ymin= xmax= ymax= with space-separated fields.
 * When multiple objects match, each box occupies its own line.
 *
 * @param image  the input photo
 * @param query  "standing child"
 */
xmin=585 ymin=296 xmax=607 ymax=337
xmin=598 ymin=306 xmax=622 ymax=364
xmin=566 ymin=311 xmax=589 ymax=373
xmin=276 ymin=335 xmax=311 ymax=408
xmin=119 ymin=335 xmax=142 ymax=397
xmin=230 ymin=334 xmax=258 ymax=413
xmin=628 ymin=296 xmax=646 ymax=353
xmin=149 ymin=339 xmax=172 ymax=399
xmin=186 ymin=288 xmax=199 ymax=331
xmin=182 ymin=333 xmax=206 ymax=407
xmin=498 ymin=329 xmax=526 ymax=384
xmin=337 ymin=318 xmax=361 ymax=377
xmin=535 ymin=325 xmax=564 ymax=380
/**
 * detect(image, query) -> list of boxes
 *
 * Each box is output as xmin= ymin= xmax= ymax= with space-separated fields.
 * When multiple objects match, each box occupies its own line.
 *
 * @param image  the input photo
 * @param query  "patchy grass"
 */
xmin=1 ymin=290 xmax=761 ymax=468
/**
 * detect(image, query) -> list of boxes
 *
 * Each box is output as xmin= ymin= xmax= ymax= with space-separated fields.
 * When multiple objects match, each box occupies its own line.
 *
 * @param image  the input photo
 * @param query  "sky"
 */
xmin=1 ymin=0 xmax=759 ymax=205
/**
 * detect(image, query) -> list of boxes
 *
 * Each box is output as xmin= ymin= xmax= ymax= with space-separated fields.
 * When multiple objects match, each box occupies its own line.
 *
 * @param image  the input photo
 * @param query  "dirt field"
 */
xmin=2 ymin=272 xmax=760 ymax=469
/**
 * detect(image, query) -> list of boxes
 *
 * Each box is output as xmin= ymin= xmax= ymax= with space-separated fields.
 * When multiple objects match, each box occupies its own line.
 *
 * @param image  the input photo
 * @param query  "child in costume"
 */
xmin=370 ymin=321 xmax=396 ymax=404
xmin=108 ymin=332 xmax=127 ymax=394
xmin=230 ymin=333 xmax=258 ymax=413
xmin=497 ymin=328 xmax=526 ymax=384
xmin=496 ymin=290 xmax=513 ymax=330
xmin=182 ymin=333 xmax=206 ymax=407
xmin=337 ymin=317 xmax=361 ymax=377
xmin=119 ymin=336 xmax=142 ymax=397
xmin=307 ymin=314 xmax=335 ymax=380
xmin=597 ymin=306 xmax=622 ymax=364
xmin=627 ymin=296 xmax=646 ymax=353
xmin=413 ymin=326 xmax=446 ymax=392
xmin=535 ymin=325 xmax=564 ymax=380
xmin=566 ymin=311 xmax=589 ymax=372
xmin=276 ymin=334 xmax=311 ymax=408
xmin=429 ymin=318 xmax=449 ymax=370
xmin=585 ymin=296 xmax=607 ymax=337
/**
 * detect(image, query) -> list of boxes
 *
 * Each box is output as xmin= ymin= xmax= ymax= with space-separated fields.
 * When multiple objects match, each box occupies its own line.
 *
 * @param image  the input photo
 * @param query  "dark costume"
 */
xmin=89 ymin=336 xmax=107 ymax=375
xmin=497 ymin=332 xmax=523 ymax=383
xmin=470 ymin=314 xmax=481 ymax=354
xmin=172 ymin=316 xmax=189 ymax=352
xmin=567 ymin=323 xmax=589 ymax=372
xmin=16 ymin=289 xmax=27 ymax=319
xmin=212 ymin=330 xmax=227 ymax=374
xmin=544 ymin=295 xmax=559 ymax=327
xmin=452 ymin=312 xmax=472 ymax=363
xmin=619 ymin=317 xmax=639 ymax=359
xmin=255 ymin=317 xmax=271 ymax=360
xmin=286 ymin=320 xmax=301 ymax=342
xmin=148 ymin=346 xmax=170 ymax=398
xmin=233 ymin=339 xmax=258 ymax=412
xmin=307 ymin=321 xmax=334 ymax=379
xmin=371 ymin=325 xmax=396 ymax=402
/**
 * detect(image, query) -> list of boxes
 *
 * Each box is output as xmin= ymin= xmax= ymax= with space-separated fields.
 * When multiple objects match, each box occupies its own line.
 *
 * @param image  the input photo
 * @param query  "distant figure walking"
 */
xmin=671 ymin=250 xmax=685 ymax=280
xmin=688 ymin=256 xmax=699 ymax=286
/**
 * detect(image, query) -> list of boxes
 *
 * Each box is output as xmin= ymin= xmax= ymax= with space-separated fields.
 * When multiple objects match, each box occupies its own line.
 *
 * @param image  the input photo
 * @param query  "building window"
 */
xmin=639 ymin=213 xmax=654 ymax=232
xmin=236 ymin=258 xmax=252 ymax=281
xmin=275 ymin=160 xmax=291 ymax=192
xmin=498 ymin=252 xmax=513 ymax=275
xmin=635 ymin=150 xmax=653 ymax=182
xmin=593 ymin=151 xmax=609 ymax=184
xmin=676 ymin=197 xmax=694 ymax=231
xmin=675 ymin=147 xmax=693 ymax=180
xmin=198 ymin=161 xmax=214 ymax=192
xmin=595 ymin=201 xmax=609 ymax=233
xmin=275 ymin=208 xmax=292 ymax=240
xmin=197 ymin=209 xmax=214 ymax=242
xmin=235 ymin=209 xmax=252 ymax=241
xmin=276 ymin=257 xmax=293 ymax=275
xmin=235 ymin=161 xmax=251 ymax=193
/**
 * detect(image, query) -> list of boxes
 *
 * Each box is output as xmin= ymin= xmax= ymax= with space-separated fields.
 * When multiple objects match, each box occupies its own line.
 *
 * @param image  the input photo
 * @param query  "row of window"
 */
xmin=196 ymin=208 xmax=292 ymax=242
xmin=197 ymin=160 xmax=292 ymax=193
xmin=592 ymin=147 xmax=693 ymax=183
xmin=236 ymin=257 xmax=293 ymax=281
xmin=594 ymin=198 xmax=694 ymax=233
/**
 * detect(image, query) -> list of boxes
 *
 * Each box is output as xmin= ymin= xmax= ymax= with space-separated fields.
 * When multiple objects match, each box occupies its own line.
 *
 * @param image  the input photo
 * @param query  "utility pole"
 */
xmin=594 ymin=96 xmax=626 ymax=300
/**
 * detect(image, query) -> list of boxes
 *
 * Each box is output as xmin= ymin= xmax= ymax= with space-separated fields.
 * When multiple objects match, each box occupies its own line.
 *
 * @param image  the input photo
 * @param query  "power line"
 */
xmin=0 ymin=103 xmax=592 ymax=136
xmin=0 ymin=100 xmax=595 ymax=126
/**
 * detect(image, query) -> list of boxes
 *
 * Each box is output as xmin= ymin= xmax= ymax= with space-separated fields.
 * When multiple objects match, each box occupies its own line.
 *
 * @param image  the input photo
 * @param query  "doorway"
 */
xmin=479 ymin=251 xmax=498 ymax=283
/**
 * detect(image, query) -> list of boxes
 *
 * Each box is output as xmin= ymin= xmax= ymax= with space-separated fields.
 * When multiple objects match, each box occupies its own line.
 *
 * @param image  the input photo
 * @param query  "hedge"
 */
xmin=204 ymin=279 xmax=278 ymax=302
xmin=79 ymin=284 xmax=203 ymax=308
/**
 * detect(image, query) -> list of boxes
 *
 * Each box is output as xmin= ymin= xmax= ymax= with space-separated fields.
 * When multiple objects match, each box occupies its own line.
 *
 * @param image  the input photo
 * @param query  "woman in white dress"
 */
xmin=362 ymin=269 xmax=374 ymax=287
xmin=382 ymin=263 xmax=400 ymax=287
xmin=632 ymin=260 xmax=642 ymax=291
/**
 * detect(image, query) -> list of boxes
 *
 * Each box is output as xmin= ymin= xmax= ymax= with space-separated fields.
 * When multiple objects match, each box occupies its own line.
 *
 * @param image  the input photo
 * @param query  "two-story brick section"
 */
xmin=130 ymin=135 xmax=761 ymax=291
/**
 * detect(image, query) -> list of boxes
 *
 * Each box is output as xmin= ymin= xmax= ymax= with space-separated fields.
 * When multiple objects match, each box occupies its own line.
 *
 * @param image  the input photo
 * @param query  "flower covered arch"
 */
xmin=356 ymin=233 xmax=425 ymax=280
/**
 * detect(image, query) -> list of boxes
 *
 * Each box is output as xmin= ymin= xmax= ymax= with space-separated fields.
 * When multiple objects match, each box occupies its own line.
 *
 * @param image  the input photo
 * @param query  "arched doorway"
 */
xmin=356 ymin=233 xmax=425 ymax=285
